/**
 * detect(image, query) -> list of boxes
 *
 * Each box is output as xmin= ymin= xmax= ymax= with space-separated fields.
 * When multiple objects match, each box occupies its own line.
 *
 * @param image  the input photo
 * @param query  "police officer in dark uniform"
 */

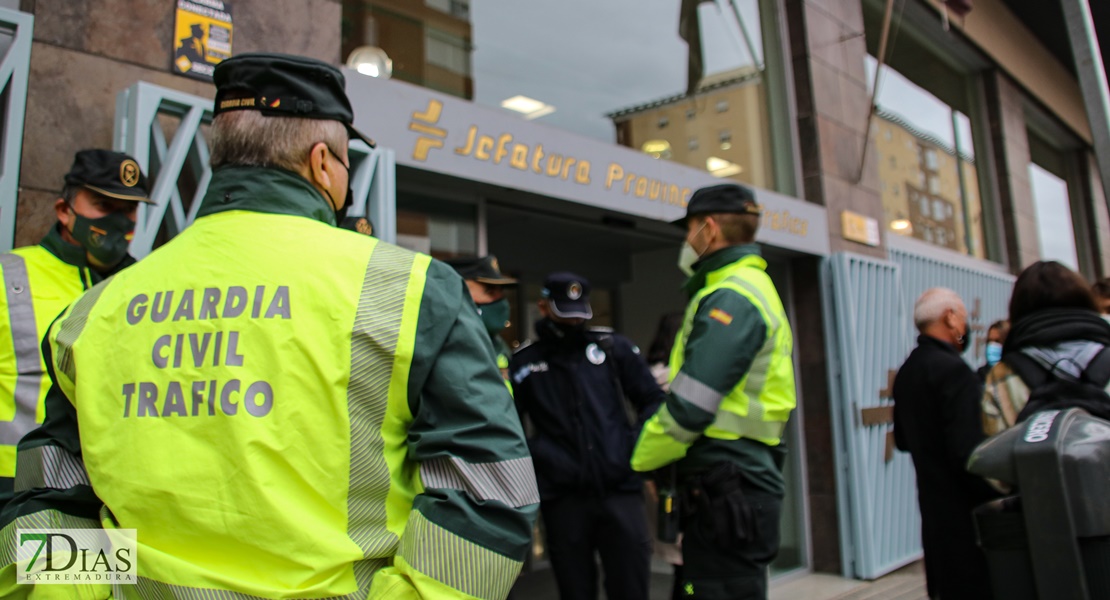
xmin=447 ymin=255 xmax=517 ymax=379
xmin=509 ymin=272 xmax=665 ymax=600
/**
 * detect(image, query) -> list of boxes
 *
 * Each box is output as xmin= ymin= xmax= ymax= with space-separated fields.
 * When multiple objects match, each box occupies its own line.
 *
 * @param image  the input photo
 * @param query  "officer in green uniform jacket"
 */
xmin=0 ymin=53 xmax=538 ymax=599
xmin=0 ymin=149 xmax=148 ymax=504
xmin=446 ymin=255 xmax=517 ymax=380
xmin=631 ymin=184 xmax=796 ymax=600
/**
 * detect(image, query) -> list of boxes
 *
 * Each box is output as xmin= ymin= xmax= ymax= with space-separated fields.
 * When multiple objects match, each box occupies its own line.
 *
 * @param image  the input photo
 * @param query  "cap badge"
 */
xmin=355 ymin=218 xmax=373 ymax=236
xmin=120 ymin=160 xmax=141 ymax=187
xmin=567 ymin=282 xmax=582 ymax=300
xmin=491 ymin=257 xmax=500 ymax=273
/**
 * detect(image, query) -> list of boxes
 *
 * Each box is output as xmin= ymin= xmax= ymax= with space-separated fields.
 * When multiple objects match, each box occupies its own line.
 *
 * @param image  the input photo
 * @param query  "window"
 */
xmin=1027 ymin=129 xmax=1080 ymax=270
xmin=716 ymin=99 xmax=729 ymax=113
xmin=718 ymin=130 xmax=732 ymax=150
xmin=688 ymin=137 xmax=699 ymax=151
xmin=866 ymin=50 xmax=987 ymax=259
xmin=426 ymin=0 xmax=469 ymax=19
xmin=686 ymin=107 xmax=696 ymax=120
xmin=657 ymin=116 xmax=669 ymax=129
xmin=425 ymin=29 xmax=470 ymax=76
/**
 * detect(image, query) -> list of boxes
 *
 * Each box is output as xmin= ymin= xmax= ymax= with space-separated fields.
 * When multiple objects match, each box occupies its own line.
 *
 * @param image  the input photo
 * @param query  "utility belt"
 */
xmin=656 ymin=462 xmax=755 ymax=550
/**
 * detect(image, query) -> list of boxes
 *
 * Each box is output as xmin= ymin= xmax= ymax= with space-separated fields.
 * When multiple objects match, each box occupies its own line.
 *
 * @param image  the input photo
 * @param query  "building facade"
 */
xmin=1 ymin=0 xmax=1107 ymax=585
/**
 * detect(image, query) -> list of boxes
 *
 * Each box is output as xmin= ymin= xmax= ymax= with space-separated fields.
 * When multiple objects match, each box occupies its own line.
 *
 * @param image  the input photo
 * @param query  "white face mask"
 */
xmin=677 ymin=222 xmax=708 ymax=276
xmin=678 ymin=242 xmax=700 ymax=276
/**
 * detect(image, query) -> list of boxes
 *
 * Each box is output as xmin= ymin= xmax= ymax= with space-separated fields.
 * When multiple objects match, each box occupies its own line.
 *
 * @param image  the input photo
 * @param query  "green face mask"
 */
xmin=69 ymin=209 xmax=135 ymax=267
xmin=477 ymin=298 xmax=510 ymax=335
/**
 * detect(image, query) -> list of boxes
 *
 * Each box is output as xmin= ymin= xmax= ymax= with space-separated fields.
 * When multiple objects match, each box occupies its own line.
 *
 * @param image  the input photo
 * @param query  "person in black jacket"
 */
xmin=893 ymin=287 xmax=999 ymax=600
xmin=510 ymin=272 xmax=665 ymax=600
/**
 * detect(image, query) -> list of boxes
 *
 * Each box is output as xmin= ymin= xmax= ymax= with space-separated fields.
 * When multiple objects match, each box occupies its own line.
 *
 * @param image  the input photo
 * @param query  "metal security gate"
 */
xmin=0 ymin=7 xmax=33 ymax=251
xmin=113 ymin=81 xmax=396 ymax=258
xmin=822 ymin=248 xmax=1014 ymax=579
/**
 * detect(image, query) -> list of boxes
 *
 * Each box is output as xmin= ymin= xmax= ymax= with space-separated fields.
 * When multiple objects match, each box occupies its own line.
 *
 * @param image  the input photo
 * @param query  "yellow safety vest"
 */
xmin=669 ymin=254 xmax=795 ymax=447
xmin=0 ymin=246 xmax=89 ymax=478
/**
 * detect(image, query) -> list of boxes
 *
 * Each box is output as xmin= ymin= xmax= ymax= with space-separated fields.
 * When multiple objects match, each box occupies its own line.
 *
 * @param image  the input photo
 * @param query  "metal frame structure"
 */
xmin=113 ymin=81 xmax=396 ymax=258
xmin=822 ymin=248 xmax=1014 ymax=579
xmin=0 ymin=8 xmax=33 ymax=251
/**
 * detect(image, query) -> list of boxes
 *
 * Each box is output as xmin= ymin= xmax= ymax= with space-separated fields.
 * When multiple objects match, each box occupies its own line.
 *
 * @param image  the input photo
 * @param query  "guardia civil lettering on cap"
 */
xmin=212 ymin=52 xmax=376 ymax=149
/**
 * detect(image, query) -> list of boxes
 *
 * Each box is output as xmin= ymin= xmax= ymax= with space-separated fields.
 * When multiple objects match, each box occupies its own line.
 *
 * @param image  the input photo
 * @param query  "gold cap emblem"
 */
xmin=120 ymin=160 xmax=140 ymax=187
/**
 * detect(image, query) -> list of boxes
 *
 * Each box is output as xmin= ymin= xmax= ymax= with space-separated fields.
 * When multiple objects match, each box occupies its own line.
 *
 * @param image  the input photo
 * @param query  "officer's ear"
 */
xmin=306 ymin=142 xmax=331 ymax=190
xmin=55 ymin=197 xmax=73 ymax=229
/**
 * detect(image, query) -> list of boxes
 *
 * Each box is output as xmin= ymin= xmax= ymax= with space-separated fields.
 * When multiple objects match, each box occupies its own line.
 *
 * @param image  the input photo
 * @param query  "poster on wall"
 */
xmin=172 ymin=0 xmax=233 ymax=81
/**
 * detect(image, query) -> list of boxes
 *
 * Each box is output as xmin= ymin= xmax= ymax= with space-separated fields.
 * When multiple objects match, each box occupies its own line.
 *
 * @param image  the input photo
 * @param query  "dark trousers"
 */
xmin=541 ymin=491 xmax=652 ymax=600
xmin=679 ymin=488 xmax=782 ymax=599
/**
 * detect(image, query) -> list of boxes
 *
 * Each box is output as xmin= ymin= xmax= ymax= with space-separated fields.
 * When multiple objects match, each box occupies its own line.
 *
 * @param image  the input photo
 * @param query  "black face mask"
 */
xmin=322 ymin=145 xmax=353 ymax=224
xmin=537 ymin=317 xmax=587 ymax=347
xmin=68 ymin=207 xmax=134 ymax=267
xmin=333 ymin=186 xmax=354 ymax=223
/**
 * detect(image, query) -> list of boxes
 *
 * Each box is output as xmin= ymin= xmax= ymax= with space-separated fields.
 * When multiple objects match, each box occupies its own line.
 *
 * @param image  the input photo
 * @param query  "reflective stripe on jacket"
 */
xmin=0 ymin=242 xmax=92 ymax=479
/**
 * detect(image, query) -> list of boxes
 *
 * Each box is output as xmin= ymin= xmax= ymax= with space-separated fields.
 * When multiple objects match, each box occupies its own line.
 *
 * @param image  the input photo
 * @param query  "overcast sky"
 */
xmin=470 ymin=0 xmax=762 ymax=141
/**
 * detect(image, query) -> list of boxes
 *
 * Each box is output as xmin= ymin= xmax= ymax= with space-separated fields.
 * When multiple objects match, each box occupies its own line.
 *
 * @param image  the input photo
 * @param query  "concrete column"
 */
xmin=984 ymin=71 xmax=1040 ymax=272
xmin=785 ymin=0 xmax=884 ymax=258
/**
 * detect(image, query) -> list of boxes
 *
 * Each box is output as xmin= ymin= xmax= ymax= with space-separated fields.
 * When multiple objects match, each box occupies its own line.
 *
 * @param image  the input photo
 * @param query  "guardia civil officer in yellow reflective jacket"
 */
xmin=631 ymin=184 xmax=796 ymax=600
xmin=0 ymin=149 xmax=148 ymax=505
xmin=0 ymin=53 xmax=538 ymax=599
xmin=446 ymin=256 xmax=517 ymax=380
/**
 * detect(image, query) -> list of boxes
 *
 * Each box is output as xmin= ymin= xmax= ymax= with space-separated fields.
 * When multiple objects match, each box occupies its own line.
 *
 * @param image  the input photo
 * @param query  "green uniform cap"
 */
xmin=213 ymin=52 xmax=376 ymax=149
xmin=64 ymin=149 xmax=151 ymax=203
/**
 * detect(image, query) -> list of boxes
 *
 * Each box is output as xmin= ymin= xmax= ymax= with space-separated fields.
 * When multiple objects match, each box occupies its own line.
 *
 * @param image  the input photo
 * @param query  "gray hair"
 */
xmin=913 ymin=287 xmax=965 ymax=332
xmin=209 ymin=110 xmax=348 ymax=172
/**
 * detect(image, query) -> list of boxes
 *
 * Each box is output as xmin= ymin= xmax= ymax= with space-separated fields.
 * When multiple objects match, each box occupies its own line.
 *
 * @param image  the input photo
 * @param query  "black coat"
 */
xmin=893 ymin=335 xmax=1000 ymax=600
xmin=510 ymin=326 xmax=665 ymax=501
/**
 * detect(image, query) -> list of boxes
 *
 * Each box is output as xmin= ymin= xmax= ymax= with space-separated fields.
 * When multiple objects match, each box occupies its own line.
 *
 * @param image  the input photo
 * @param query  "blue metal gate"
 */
xmin=823 ymin=248 xmax=1014 ymax=579
xmin=113 ymin=81 xmax=397 ymax=257
xmin=0 ymin=7 xmax=33 ymax=251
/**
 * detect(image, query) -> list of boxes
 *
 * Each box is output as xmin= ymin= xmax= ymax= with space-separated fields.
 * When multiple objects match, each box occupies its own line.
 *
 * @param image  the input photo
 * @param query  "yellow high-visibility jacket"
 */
xmin=0 ymin=166 xmax=539 ymax=599
xmin=0 ymin=228 xmax=109 ymax=491
xmin=631 ymin=245 xmax=795 ymax=495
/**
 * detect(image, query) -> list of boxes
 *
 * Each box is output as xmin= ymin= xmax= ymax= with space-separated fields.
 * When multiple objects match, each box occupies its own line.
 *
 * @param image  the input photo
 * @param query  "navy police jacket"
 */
xmin=510 ymin=320 xmax=666 ymax=501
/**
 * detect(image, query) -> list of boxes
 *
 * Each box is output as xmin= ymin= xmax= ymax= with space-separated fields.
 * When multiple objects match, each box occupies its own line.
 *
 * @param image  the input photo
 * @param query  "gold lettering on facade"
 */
xmin=410 ymin=99 xmax=447 ymax=161
xmin=760 ymin=209 xmax=808 ymax=237
xmin=494 ymin=134 xmax=512 ymax=164
xmin=475 ymin=135 xmax=494 ymax=160
xmin=575 ymin=161 xmax=591 ymax=184
xmin=407 ymin=98 xmax=811 ymax=238
xmin=455 ymin=125 xmax=477 ymax=156
xmin=511 ymin=144 xmax=529 ymax=170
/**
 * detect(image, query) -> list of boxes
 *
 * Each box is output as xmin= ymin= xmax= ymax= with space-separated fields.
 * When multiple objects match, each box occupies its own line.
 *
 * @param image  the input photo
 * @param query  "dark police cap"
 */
xmin=673 ymin=183 xmax=761 ymax=227
xmin=212 ymin=52 xmax=376 ymax=148
xmin=542 ymin=272 xmax=592 ymax=320
xmin=446 ymin=255 xmax=517 ymax=285
xmin=63 ymin=149 xmax=151 ymax=203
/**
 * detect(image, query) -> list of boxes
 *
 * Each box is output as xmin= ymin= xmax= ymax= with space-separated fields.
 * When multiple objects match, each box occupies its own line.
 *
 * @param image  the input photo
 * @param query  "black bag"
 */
xmin=682 ymin=462 xmax=753 ymax=551
xmin=1009 ymin=345 xmax=1110 ymax=424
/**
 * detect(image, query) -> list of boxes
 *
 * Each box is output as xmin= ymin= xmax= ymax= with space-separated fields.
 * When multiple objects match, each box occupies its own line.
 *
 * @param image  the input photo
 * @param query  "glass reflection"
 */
xmin=342 ymin=0 xmax=779 ymax=188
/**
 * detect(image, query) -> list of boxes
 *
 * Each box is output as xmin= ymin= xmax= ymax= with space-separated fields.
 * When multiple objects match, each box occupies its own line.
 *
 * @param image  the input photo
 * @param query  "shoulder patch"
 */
xmin=708 ymin=308 xmax=733 ymax=325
